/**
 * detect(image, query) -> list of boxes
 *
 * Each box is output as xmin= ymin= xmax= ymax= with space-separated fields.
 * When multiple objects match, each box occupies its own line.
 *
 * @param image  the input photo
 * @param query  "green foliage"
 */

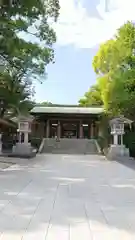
xmin=92 ymin=21 xmax=135 ymax=118
xmin=124 ymin=130 xmax=135 ymax=157
xmin=79 ymin=21 xmax=135 ymax=154
xmin=0 ymin=69 xmax=35 ymax=117
xmin=97 ymin=136 xmax=106 ymax=152
xmin=97 ymin=114 xmax=111 ymax=154
xmin=0 ymin=0 xmax=59 ymax=117
xmin=38 ymin=101 xmax=53 ymax=106
xmin=79 ymin=84 xmax=103 ymax=107
xmin=31 ymin=137 xmax=42 ymax=150
xmin=0 ymin=0 xmax=60 ymax=79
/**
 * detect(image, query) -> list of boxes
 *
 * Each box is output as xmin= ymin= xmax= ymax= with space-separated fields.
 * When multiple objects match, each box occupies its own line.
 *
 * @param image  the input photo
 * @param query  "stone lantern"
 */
xmin=107 ymin=116 xmax=133 ymax=159
xmin=17 ymin=116 xmax=33 ymax=144
xmin=110 ymin=118 xmax=125 ymax=145
xmin=12 ymin=115 xmax=36 ymax=157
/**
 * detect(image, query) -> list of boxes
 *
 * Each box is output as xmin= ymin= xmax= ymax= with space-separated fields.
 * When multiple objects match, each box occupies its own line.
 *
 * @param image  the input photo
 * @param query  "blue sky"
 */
xmin=34 ymin=0 xmax=135 ymax=104
xmin=35 ymin=46 xmax=98 ymax=104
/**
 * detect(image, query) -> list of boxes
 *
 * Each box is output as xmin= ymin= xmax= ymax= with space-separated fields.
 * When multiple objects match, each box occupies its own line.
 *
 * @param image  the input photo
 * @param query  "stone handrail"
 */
xmin=38 ymin=138 xmax=45 ymax=153
xmin=94 ymin=139 xmax=102 ymax=154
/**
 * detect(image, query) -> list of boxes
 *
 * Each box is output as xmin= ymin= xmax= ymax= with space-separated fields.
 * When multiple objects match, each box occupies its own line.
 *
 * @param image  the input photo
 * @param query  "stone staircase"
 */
xmin=41 ymin=138 xmax=99 ymax=155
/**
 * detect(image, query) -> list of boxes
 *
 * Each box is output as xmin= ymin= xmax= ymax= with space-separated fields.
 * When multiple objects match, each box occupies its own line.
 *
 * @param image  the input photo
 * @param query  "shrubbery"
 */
xmin=31 ymin=137 xmax=42 ymax=151
xmin=124 ymin=132 xmax=135 ymax=157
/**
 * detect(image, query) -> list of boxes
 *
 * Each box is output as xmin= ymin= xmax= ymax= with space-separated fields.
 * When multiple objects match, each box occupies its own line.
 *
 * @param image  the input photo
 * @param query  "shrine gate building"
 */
xmin=30 ymin=106 xmax=103 ymax=139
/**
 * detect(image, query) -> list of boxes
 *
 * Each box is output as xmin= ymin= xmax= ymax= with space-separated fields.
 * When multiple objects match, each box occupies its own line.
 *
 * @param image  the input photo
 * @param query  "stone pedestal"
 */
xmin=13 ymin=129 xmax=36 ymax=157
xmin=107 ymin=144 xmax=130 ymax=160
xmin=13 ymin=143 xmax=33 ymax=154
xmin=13 ymin=143 xmax=36 ymax=156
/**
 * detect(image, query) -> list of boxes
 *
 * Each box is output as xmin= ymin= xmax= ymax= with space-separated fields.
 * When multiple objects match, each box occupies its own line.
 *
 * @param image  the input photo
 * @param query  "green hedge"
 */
xmin=31 ymin=137 xmax=42 ymax=150
xmin=97 ymin=136 xmax=110 ymax=154
xmin=124 ymin=131 xmax=135 ymax=157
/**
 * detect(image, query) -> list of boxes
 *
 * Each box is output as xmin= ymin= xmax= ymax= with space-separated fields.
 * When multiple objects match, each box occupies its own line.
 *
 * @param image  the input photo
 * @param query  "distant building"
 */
xmin=30 ymin=105 xmax=104 ymax=139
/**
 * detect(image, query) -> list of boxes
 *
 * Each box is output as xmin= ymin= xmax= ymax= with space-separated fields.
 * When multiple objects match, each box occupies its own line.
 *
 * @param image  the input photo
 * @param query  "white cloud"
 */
xmin=52 ymin=0 xmax=135 ymax=48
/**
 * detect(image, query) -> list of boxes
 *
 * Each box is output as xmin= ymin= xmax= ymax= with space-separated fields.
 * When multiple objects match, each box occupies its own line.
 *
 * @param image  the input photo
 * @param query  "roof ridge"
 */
xmin=30 ymin=106 xmax=103 ymax=114
xmin=36 ymin=105 xmax=103 ymax=108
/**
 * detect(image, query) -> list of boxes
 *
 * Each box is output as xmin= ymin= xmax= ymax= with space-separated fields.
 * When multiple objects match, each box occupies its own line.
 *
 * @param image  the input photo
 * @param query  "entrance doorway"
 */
xmin=83 ymin=124 xmax=89 ymax=139
xmin=50 ymin=123 xmax=57 ymax=138
xmin=61 ymin=123 xmax=77 ymax=138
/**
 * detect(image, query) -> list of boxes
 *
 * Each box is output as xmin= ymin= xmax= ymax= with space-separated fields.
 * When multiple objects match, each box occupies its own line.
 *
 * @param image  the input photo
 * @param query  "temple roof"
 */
xmin=110 ymin=116 xmax=133 ymax=125
xmin=30 ymin=106 xmax=104 ymax=115
xmin=11 ymin=114 xmax=34 ymax=123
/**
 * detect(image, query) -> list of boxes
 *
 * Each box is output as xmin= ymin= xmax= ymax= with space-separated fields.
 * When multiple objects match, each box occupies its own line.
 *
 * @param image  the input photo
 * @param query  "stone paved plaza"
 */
xmin=0 ymin=154 xmax=135 ymax=239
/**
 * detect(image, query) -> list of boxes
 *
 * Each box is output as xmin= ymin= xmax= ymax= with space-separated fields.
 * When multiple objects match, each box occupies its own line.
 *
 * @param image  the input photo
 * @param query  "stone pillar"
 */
xmin=79 ymin=121 xmax=83 ymax=138
xmin=114 ymin=134 xmax=118 ymax=145
xmin=24 ymin=132 xmax=29 ymax=144
xmin=57 ymin=121 xmax=61 ymax=139
xmin=46 ymin=120 xmax=50 ymax=138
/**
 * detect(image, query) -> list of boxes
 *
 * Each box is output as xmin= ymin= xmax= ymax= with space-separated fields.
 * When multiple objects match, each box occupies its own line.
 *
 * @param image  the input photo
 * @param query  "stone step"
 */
xmin=42 ymin=138 xmax=99 ymax=155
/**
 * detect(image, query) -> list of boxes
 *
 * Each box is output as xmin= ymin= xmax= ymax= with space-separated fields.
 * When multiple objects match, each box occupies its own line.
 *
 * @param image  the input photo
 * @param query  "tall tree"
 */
xmin=38 ymin=101 xmax=53 ymax=106
xmin=0 ymin=68 xmax=35 ymax=117
xmin=0 ymin=0 xmax=60 ymax=117
xmin=79 ymin=84 xmax=103 ymax=107
xmin=0 ymin=0 xmax=60 ymax=79
xmin=92 ymin=21 xmax=135 ymax=118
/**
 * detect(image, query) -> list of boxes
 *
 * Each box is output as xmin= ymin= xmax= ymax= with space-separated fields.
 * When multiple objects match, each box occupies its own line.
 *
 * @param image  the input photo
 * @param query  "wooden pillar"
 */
xmin=88 ymin=123 xmax=91 ymax=139
xmin=95 ymin=121 xmax=99 ymax=138
xmin=91 ymin=122 xmax=94 ymax=139
xmin=39 ymin=122 xmax=45 ymax=137
xmin=43 ymin=122 xmax=46 ymax=137
xmin=31 ymin=121 xmax=37 ymax=136
xmin=79 ymin=121 xmax=83 ymax=138
xmin=57 ymin=121 xmax=61 ymax=139
xmin=34 ymin=122 xmax=39 ymax=137
xmin=46 ymin=120 xmax=50 ymax=138
xmin=77 ymin=123 xmax=79 ymax=138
